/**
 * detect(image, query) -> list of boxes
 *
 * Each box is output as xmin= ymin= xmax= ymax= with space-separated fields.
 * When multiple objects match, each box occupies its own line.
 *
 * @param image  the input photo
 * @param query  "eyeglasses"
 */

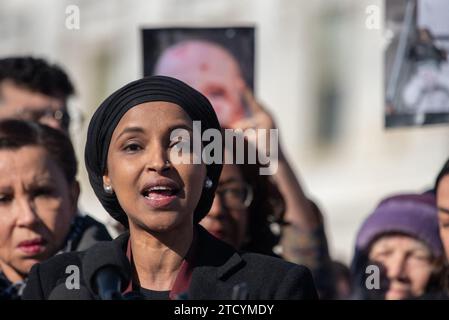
xmin=14 ymin=107 xmax=71 ymax=130
xmin=215 ymin=184 xmax=253 ymax=210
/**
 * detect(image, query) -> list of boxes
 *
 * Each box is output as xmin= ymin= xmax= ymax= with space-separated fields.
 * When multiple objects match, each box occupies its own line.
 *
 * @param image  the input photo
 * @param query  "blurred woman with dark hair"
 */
xmin=200 ymin=134 xmax=285 ymax=256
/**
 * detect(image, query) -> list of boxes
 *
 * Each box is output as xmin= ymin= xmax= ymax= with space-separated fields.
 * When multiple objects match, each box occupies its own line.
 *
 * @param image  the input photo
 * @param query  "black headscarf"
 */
xmin=85 ymin=76 xmax=222 ymax=227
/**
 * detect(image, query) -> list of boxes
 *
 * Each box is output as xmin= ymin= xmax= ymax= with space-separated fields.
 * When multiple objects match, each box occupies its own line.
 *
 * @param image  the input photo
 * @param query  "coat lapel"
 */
xmin=187 ymin=225 xmax=245 ymax=299
xmin=105 ymin=226 xmax=245 ymax=299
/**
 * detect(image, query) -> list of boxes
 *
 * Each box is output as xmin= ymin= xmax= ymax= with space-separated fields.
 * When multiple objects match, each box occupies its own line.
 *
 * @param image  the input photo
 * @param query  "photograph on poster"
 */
xmin=142 ymin=27 xmax=255 ymax=127
xmin=385 ymin=0 xmax=449 ymax=127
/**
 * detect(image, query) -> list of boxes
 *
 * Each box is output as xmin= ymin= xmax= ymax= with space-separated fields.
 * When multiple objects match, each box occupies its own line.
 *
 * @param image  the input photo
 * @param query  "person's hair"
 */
xmin=0 ymin=56 xmax=74 ymax=100
xmin=238 ymin=161 xmax=285 ymax=256
xmin=435 ymin=159 xmax=449 ymax=192
xmin=223 ymin=131 xmax=285 ymax=255
xmin=0 ymin=119 xmax=77 ymax=183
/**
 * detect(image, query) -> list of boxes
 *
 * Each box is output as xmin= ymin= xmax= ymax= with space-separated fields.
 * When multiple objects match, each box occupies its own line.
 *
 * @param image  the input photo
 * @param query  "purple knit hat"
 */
xmin=355 ymin=193 xmax=443 ymax=257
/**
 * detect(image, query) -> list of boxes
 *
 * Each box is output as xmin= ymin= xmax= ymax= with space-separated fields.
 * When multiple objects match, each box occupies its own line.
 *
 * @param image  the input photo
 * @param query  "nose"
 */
xmin=15 ymin=197 xmax=39 ymax=228
xmin=145 ymin=144 xmax=171 ymax=173
xmin=201 ymin=195 xmax=229 ymax=232
xmin=208 ymin=194 xmax=227 ymax=220
xmin=386 ymin=252 xmax=408 ymax=281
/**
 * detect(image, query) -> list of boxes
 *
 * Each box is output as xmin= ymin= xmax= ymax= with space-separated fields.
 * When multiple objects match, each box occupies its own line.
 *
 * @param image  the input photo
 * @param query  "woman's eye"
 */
xmin=0 ymin=194 xmax=12 ymax=204
xmin=372 ymin=250 xmax=391 ymax=260
xmin=33 ymin=187 xmax=55 ymax=198
xmin=123 ymin=143 xmax=143 ymax=153
xmin=412 ymin=255 xmax=430 ymax=262
xmin=227 ymin=188 xmax=245 ymax=198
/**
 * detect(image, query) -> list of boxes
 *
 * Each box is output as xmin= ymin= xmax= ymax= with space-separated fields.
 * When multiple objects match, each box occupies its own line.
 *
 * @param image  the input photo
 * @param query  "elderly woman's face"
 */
xmin=0 ymin=146 xmax=78 ymax=281
xmin=104 ymin=102 xmax=206 ymax=233
xmin=368 ymin=234 xmax=434 ymax=300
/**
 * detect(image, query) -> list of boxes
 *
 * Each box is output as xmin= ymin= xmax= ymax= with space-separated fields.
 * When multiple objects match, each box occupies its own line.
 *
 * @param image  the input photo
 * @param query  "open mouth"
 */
xmin=141 ymin=181 xmax=181 ymax=209
xmin=142 ymin=186 xmax=179 ymax=198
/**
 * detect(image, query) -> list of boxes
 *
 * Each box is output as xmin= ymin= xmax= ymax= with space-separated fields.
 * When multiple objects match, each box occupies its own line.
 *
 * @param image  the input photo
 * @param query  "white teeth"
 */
xmin=148 ymin=186 xmax=172 ymax=192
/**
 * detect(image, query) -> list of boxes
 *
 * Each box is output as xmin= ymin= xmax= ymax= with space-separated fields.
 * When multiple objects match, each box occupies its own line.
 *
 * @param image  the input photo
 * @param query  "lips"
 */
xmin=141 ymin=178 xmax=181 ymax=209
xmin=386 ymin=284 xmax=410 ymax=299
xmin=17 ymin=238 xmax=47 ymax=255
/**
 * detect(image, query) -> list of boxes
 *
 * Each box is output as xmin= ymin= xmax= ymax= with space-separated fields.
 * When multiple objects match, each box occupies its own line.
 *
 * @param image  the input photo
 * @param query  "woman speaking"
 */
xmin=23 ymin=76 xmax=317 ymax=300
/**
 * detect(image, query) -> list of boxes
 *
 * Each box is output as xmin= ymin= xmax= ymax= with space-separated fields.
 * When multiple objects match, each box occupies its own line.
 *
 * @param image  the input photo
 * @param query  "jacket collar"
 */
xmin=111 ymin=224 xmax=244 ymax=281
xmin=194 ymin=225 xmax=244 ymax=280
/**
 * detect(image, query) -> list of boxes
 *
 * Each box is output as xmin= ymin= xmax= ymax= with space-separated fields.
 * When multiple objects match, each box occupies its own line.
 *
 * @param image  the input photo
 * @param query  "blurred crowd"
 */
xmin=0 ymin=52 xmax=448 ymax=300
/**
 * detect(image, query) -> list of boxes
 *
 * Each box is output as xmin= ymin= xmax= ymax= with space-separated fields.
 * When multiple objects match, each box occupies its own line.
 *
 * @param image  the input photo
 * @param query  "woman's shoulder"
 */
xmin=22 ymin=250 xmax=85 ymax=299
xmin=197 ymin=224 xmax=315 ymax=280
xmin=193 ymin=226 xmax=318 ymax=299
xmin=190 ymin=248 xmax=318 ymax=299
xmin=241 ymin=250 xmax=310 ymax=272
xmin=240 ymin=252 xmax=318 ymax=299
xmin=239 ymin=251 xmax=316 ymax=285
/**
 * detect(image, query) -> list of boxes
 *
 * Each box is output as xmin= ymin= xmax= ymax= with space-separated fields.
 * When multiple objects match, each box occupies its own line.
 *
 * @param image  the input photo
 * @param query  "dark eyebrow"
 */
xmin=438 ymin=207 xmax=449 ymax=215
xmin=29 ymin=175 xmax=57 ymax=188
xmin=115 ymin=127 xmax=145 ymax=141
xmin=219 ymin=177 xmax=243 ymax=186
xmin=167 ymin=123 xmax=194 ymax=134
xmin=115 ymin=123 xmax=193 ymax=142
xmin=32 ymin=176 xmax=54 ymax=184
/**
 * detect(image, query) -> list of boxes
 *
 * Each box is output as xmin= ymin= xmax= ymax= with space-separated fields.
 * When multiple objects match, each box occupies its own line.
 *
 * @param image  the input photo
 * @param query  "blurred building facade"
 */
xmin=1 ymin=0 xmax=448 ymax=263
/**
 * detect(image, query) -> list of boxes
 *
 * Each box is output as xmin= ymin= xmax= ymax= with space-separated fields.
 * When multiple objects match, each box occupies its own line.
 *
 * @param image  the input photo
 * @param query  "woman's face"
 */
xmin=104 ymin=102 xmax=206 ymax=234
xmin=200 ymin=163 xmax=249 ymax=249
xmin=437 ymin=175 xmax=449 ymax=260
xmin=369 ymin=234 xmax=435 ymax=300
xmin=0 ymin=146 xmax=78 ymax=281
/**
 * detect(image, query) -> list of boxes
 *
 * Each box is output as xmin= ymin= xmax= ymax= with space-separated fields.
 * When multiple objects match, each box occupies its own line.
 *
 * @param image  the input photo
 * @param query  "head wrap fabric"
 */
xmin=85 ymin=76 xmax=222 ymax=227
xmin=355 ymin=193 xmax=443 ymax=257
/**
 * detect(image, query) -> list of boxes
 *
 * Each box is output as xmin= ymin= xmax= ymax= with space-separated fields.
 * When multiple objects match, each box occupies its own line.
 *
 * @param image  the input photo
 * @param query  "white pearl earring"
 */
xmin=103 ymin=184 xmax=114 ymax=194
xmin=204 ymin=177 xmax=213 ymax=189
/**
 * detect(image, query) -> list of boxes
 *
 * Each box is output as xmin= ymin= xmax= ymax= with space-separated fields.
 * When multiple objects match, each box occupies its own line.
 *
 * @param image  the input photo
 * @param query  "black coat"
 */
xmin=23 ymin=226 xmax=318 ymax=300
